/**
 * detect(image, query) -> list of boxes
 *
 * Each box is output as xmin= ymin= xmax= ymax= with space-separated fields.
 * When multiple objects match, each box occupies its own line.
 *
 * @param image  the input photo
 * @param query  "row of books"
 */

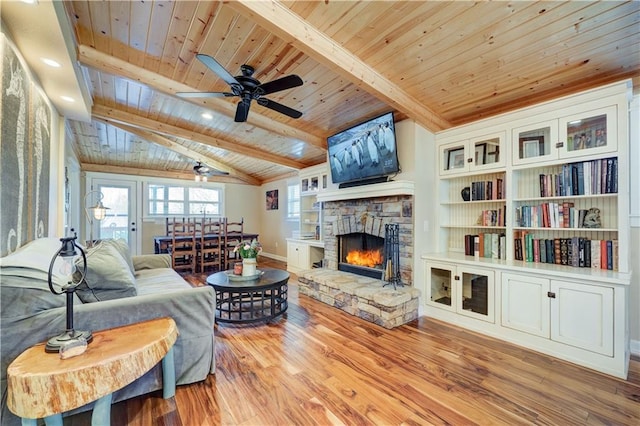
xmin=515 ymin=202 xmax=599 ymax=228
xmin=514 ymin=234 xmax=618 ymax=270
xmin=538 ymin=157 xmax=618 ymax=197
xmin=469 ymin=178 xmax=504 ymax=201
xmin=478 ymin=208 xmax=506 ymax=227
xmin=464 ymin=233 xmax=507 ymax=260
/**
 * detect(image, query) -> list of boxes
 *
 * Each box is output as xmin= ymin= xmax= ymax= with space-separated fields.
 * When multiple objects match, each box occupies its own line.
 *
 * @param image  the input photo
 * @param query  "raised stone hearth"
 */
xmin=298 ymin=269 xmax=420 ymax=329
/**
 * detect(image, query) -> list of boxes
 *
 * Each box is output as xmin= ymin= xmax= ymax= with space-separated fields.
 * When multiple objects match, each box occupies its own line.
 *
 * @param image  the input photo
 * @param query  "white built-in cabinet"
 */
xmin=423 ymin=80 xmax=631 ymax=379
xmin=287 ymin=164 xmax=332 ymax=274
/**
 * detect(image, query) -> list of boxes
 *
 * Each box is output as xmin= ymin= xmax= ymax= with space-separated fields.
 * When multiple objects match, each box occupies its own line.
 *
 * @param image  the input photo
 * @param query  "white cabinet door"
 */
xmin=550 ymin=280 xmax=614 ymax=356
xmin=457 ymin=265 xmax=495 ymax=323
xmin=425 ymin=261 xmax=457 ymax=312
xmin=558 ymin=105 xmax=617 ymax=160
xmin=287 ymin=241 xmax=310 ymax=273
xmin=501 ymin=273 xmax=550 ymax=338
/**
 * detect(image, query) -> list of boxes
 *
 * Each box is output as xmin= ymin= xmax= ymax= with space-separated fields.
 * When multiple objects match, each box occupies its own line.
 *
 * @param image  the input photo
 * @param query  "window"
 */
xmin=147 ymin=184 xmax=222 ymax=216
xmin=287 ymin=183 xmax=300 ymax=220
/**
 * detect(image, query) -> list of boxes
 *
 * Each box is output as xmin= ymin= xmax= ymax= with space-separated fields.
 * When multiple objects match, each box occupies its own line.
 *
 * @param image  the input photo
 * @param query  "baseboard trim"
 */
xmin=631 ymin=339 xmax=640 ymax=357
xmin=260 ymin=252 xmax=287 ymax=263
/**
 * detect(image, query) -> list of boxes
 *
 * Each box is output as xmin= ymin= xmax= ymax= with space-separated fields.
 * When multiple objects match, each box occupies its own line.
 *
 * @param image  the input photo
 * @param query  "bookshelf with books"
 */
xmin=424 ymin=80 xmax=632 ymax=379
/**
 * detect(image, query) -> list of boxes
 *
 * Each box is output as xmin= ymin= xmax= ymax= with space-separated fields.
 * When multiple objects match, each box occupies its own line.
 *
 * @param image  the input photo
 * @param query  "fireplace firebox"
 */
xmin=337 ymin=232 xmax=384 ymax=279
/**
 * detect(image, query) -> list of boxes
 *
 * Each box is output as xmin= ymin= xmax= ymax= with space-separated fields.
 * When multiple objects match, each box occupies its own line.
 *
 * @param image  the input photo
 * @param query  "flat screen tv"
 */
xmin=327 ymin=111 xmax=400 ymax=188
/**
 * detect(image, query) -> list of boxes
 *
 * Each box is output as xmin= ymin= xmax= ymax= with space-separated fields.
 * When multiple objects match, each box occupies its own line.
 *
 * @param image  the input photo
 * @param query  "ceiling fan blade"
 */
xmin=175 ymin=91 xmax=235 ymax=98
xmin=258 ymin=98 xmax=303 ymax=119
xmin=196 ymin=54 xmax=240 ymax=87
xmin=258 ymin=75 xmax=303 ymax=95
xmin=235 ymin=100 xmax=251 ymax=122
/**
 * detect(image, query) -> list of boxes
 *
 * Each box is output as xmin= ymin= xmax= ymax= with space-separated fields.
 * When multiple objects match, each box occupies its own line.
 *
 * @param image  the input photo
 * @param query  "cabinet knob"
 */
xmin=454 ymin=275 xmax=460 ymax=281
xmin=547 ymin=291 xmax=556 ymax=298
xmin=467 ymin=158 xmax=473 ymax=163
xmin=555 ymin=142 xmax=564 ymax=148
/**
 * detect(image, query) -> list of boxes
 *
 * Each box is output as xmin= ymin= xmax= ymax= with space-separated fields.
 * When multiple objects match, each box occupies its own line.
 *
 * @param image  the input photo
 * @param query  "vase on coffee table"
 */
xmin=242 ymin=257 xmax=257 ymax=276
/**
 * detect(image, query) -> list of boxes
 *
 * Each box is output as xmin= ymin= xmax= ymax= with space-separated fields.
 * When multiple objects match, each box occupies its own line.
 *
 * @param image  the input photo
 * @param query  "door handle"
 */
xmin=547 ymin=291 xmax=556 ymax=298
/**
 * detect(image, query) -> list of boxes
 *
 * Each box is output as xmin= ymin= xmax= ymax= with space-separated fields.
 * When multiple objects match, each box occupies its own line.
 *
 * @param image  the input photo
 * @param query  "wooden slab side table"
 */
xmin=7 ymin=317 xmax=179 ymax=426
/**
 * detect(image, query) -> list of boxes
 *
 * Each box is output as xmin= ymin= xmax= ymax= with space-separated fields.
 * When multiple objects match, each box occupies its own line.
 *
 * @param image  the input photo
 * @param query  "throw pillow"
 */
xmin=74 ymin=242 xmax=137 ymax=303
xmin=100 ymin=238 xmax=135 ymax=274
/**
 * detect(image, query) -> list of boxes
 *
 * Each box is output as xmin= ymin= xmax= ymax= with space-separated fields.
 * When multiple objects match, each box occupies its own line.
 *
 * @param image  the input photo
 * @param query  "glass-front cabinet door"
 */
xmin=559 ymin=105 xmax=617 ymax=160
xmin=470 ymin=132 xmax=505 ymax=171
xmin=426 ymin=262 xmax=456 ymax=312
xmin=439 ymin=140 xmax=469 ymax=176
xmin=456 ymin=266 xmax=495 ymax=323
xmin=512 ymin=120 xmax=559 ymax=166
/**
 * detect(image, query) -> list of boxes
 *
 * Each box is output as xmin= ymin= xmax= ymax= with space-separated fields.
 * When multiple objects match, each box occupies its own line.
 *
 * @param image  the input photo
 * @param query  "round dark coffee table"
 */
xmin=206 ymin=267 xmax=289 ymax=324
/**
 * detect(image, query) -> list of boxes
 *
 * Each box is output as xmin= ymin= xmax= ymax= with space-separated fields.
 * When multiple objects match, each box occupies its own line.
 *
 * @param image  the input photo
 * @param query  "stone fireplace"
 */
xmin=296 ymin=184 xmax=420 ymax=329
xmin=323 ymin=194 xmax=414 ymax=285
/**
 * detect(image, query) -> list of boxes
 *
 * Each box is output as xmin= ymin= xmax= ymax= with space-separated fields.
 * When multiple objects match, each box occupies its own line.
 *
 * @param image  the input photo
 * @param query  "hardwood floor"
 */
xmin=68 ymin=258 xmax=640 ymax=425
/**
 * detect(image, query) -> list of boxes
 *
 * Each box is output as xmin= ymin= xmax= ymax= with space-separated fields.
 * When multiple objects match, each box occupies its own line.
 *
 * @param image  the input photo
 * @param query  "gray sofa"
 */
xmin=0 ymin=238 xmax=215 ymax=425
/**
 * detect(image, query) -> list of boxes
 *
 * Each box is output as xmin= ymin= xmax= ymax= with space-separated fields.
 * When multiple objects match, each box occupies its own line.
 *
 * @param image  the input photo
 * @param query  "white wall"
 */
xmin=260 ymin=177 xmax=299 ymax=261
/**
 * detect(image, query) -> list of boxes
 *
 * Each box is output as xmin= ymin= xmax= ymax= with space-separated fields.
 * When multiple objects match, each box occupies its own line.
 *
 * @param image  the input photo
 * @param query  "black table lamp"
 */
xmin=45 ymin=234 xmax=93 ymax=352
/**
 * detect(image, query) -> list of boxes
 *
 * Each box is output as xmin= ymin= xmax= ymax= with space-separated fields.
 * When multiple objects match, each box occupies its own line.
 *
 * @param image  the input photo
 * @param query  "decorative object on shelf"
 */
xmin=583 ymin=207 xmax=602 ymax=228
xmin=84 ymin=191 xmax=110 ymax=247
xmin=46 ymin=234 xmax=93 ymax=353
xmin=461 ymin=186 xmax=471 ymax=201
xmin=234 ymin=239 xmax=262 ymax=276
xmin=382 ymin=223 xmax=403 ymax=290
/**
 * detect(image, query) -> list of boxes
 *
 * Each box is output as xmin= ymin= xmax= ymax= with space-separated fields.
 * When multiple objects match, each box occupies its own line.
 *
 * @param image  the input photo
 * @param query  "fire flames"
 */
xmin=346 ymin=249 xmax=383 ymax=268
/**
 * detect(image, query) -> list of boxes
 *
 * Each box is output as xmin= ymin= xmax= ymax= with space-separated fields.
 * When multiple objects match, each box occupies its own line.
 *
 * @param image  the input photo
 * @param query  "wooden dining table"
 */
xmin=153 ymin=232 xmax=259 ymax=254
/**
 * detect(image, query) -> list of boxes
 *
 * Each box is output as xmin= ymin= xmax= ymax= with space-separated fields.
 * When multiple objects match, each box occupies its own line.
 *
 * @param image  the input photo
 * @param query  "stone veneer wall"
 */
xmin=323 ymin=195 xmax=414 ymax=285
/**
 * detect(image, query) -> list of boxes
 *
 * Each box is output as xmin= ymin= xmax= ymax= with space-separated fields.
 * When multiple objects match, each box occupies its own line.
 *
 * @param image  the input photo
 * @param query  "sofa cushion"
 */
xmin=75 ymin=242 xmax=137 ymax=303
xmin=100 ymin=238 xmax=135 ymax=275
xmin=0 ymin=238 xmax=76 ymax=318
xmin=135 ymin=268 xmax=192 ymax=295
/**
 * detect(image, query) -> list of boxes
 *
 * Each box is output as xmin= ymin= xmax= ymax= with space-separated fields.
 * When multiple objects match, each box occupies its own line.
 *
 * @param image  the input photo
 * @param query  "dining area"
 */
xmin=153 ymin=217 xmax=259 ymax=274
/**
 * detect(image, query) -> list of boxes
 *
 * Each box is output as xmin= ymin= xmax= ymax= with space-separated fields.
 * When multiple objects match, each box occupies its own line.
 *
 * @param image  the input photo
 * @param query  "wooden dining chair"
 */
xmin=167 ymin=218 xmax=197 ymax=273
xmin=223 ymin=217 xmax=244 ymax=270
xmin=197 ymin=217 xmax=223 ymax=273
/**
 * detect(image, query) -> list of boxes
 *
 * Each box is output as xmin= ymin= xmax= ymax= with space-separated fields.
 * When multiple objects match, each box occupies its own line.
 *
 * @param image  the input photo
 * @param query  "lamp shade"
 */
xmin=88 ymin=201 xmax=108 ymax=220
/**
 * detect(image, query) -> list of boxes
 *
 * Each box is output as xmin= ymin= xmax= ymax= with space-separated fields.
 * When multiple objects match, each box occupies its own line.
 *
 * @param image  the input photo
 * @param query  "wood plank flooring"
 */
xmin=67 ymin=259 xmax=640 ymax=425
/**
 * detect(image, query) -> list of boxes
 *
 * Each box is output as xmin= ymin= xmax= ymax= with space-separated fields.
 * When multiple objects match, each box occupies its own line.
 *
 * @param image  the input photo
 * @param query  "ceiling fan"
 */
xmin=193 ymin=161 xmax=229 ymax=181
xmin=177 ymin=54 xmax=304 ymax=123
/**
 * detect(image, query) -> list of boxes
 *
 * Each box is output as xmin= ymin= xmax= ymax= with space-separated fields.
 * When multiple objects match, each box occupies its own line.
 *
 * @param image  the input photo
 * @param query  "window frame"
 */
xmin=287 ymin=182 xmax=300 ymax=221
xmin=145 ymin=182 xmax=224 ymax=218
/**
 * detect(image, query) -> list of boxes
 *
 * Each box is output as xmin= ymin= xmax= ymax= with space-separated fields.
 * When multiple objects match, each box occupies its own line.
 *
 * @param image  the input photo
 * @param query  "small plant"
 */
xmin=234 ymin=239 xmax=262 ymax=259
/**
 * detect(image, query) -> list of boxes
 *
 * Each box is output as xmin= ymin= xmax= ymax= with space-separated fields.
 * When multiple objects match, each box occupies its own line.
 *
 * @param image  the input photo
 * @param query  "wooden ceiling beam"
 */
xmin=91 ymin=103 xmax=306 ymax=170
xmin=78 ymin=44 xmax=325 ymax=149
xmin=228 ymin=0 xmax=451 ymax=133
xmin=81 ymin=163 xmax=247 ymax=185
xmin=92 ymin=117 xmax=262 ymax=186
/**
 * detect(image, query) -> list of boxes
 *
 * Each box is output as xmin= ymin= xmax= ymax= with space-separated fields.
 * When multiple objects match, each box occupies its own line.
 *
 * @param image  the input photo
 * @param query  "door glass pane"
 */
xmin=566 ymin=114 xmax=607 ymax=152
xmin=461 ymin=271 xmax=488 ymax=315
xmin=518 ymin=127 xmax=550 ymax=160
xmin=474 ymin=137 xmax=500 ymax=166
xmin=98 ymin=187 xmax=129 ymax=242
xmin=444 ymin=145 xmax=465 ymax=171
xmin=430 ymin=267 xmax=452 ymax=307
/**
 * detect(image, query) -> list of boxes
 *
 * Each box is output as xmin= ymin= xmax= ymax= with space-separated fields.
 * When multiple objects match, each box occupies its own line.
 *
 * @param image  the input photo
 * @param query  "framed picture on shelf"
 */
xmin=447 ymin=148 xmax=465 ymax=170
xmin=522 ymin=137 xmax=543 ymax=158
xmin=474 ymin=143 xmax=487 ymax=165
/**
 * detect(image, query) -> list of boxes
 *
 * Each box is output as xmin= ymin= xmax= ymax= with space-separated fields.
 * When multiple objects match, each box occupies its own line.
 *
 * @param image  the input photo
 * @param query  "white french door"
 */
xmin=90 ymin=179 xmax=140 ymax=255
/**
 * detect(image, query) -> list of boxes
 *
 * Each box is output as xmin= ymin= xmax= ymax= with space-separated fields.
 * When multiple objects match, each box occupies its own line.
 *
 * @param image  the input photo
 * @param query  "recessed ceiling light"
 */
xmin=60 ymin=96 xmax=75 ymax=102
xmin=201 ymin=113 xmax=213 ymax=120
xmin=41 ymin=58 xmax=61 ymax=68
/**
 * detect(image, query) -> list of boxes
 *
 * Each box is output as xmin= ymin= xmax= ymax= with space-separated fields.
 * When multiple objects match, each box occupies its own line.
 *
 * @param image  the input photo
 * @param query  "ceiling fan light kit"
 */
xmin=177 ymin=54 xmax=303 ymax=122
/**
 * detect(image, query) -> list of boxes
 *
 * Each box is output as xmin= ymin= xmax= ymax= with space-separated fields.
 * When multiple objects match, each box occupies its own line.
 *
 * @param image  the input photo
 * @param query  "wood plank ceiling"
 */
xmin=63 ymin=0 xmax=640 ymax=185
